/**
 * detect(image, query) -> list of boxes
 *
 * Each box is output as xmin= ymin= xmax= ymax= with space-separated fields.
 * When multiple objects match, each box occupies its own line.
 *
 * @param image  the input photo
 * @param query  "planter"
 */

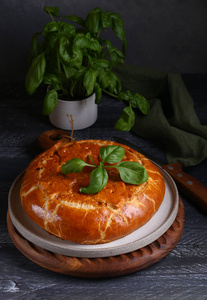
xmin=49 ymin=93 xmax=97 ymax=130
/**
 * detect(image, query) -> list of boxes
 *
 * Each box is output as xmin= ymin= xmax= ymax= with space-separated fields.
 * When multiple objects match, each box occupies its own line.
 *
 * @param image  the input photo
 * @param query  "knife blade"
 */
xmin=114 ymin=136 xmax=207 ymax=212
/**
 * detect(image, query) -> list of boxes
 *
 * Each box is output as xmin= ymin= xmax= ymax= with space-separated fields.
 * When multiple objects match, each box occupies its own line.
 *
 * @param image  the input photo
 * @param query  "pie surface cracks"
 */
xmin=20 ymin=140 xmax=165 ymax=244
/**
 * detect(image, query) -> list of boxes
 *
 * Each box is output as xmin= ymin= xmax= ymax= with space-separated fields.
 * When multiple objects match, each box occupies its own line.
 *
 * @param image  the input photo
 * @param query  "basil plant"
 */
xmin=25 ymin=6 xmax=150 ymax=131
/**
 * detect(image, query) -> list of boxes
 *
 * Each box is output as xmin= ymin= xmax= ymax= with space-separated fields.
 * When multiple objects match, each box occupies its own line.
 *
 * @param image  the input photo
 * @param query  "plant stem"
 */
xmin=88 ymin=155 xmax=97 ymax=167
xmin=97 ymin=29 xmax=101 ymax=39
xmin=103 ymin=89 xmax=119 ymax=99
xmin=70 ymin=81 xmax=77 ymax=98
xmin=49 ymin=12 xmax=55 ymax=22
xmin=57 ymin=53 xmax=69 ymax=96
xmin=57 ymin=52 xmax=61 ymax=73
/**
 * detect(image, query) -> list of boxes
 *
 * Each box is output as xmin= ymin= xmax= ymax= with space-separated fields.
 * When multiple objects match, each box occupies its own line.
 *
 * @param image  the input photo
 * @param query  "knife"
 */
xmin=114 ymin=136 xmax=207 ymax=212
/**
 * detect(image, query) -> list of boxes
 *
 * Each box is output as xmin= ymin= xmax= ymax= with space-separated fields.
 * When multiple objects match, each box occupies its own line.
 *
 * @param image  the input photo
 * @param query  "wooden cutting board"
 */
xmin=7 ymin=130 xmax=185 ymax=278
xmin=7 ymin=199 xmax=184 ymax=278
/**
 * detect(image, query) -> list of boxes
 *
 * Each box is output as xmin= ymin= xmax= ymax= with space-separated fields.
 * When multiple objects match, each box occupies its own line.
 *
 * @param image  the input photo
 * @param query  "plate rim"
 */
xmin=8 ymin=164 xmax=179 ymax=258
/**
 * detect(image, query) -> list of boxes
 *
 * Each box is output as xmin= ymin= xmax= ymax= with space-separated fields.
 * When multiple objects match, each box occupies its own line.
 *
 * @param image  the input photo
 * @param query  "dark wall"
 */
xmin=1 ymin=0 xmax=207 ymax=80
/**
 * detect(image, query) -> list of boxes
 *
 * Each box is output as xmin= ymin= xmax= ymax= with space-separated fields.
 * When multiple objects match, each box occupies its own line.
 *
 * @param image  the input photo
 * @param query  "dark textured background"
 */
xmin=1 ymin=1 xmax=207 ymax=298
xmin=1 ymin=0 xmax=207 ymax=80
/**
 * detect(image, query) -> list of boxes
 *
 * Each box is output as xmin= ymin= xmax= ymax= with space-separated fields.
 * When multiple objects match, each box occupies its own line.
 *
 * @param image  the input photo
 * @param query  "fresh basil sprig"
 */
xmin=114 ymin=90 xmax=150 ymax=131
xmin=62 ymin=145 xmax=148 ymax=194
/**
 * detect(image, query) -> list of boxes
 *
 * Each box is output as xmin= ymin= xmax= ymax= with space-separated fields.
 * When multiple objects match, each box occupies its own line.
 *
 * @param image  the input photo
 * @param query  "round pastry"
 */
xmin=20 ymin=140 xmax=165 ymax=244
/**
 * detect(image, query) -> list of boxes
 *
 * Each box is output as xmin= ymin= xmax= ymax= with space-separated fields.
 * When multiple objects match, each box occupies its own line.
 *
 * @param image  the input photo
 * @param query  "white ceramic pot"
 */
xmin=49 ymin=93 xmax=97 ymax=130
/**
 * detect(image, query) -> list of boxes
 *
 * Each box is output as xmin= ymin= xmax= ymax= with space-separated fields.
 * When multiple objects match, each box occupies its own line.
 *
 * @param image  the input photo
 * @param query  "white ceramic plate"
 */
xmin=8 ymin=164 xmax=179 ymax=258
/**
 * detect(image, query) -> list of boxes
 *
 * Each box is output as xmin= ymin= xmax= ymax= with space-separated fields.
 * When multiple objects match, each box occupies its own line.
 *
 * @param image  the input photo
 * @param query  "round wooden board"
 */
xmin=7 ymin=199 xmax=184 ymax=278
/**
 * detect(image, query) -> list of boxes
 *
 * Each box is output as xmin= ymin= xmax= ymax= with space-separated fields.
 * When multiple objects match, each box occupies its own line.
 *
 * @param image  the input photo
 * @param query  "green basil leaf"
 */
xmin=89 ymin=38 xmax=102 ymax=53
xmin=97 ymin=70 xmax=109 ymax=89
xmin=101 ymin=11 xmax=126 ymax=56
xmin=95 ymin=82 xmax=102 ymax=104
xmin=62 ymin=158 xmax=90 ymax=174
xmin=118 ymin=90 xmax=132 ymax=101
xmin=29 ymin=33 xmax=40 ymax=64
xmin=44 ymin=6 xmax=59 ymax=17
xmin=91 ymin=58 xmax=110 ymax=70
xmin=57 ymin=22 xmax=76 ymax=36
xmin=42 ymin=21 xmax=59 ymax=37
xmin=99 ymin=145 xmax=125 ymax=163
xmin=64 ymin=15 xmax=85 ymax=28
xmin=43 ymin=73 xmax=60 ymax=85
xmin=106 ymin=71 xmax=116 ymax=93
xmin=114 ymin=106 xmax=135 ymax=131
xmin=42 ymin=89 xmax=58 ymax=115
xmin=104 ymin=40 xmax=125 ymax=66
xmin=73 ymin=67 xmax=86 ymax=81
xmin=111 ymin=13 xmax=127 ymax=54
xmin=112 ymin=47 xmax=125 ymax=59
xmin=106 ymin=71 xmax=122 ymax=94
xmin=110 ymin=49 xmax=125 ymax=66
xmin=25 ymin=53 xmax=46 ymax=95
xmin=104 ymin=40 xmax=125 ymax=60
xmin=83 ymin=68 xmax=97 ymax=96
xmin=110 ymin=52 xmax=119 ymax=67
xmin=101 ymin=12 xmax=112 ymax=28
xmin=59 ymin=36 xmax=71 ymax=63
xmin=79 ymin=166 xmax=108 ymax=194
xmin=104 ymin=39 xmax=112 ymax=52
xmin=85 ymin=32 xmax=91 ymax=39
xmin=85 ymin=7 xmax=101 ymax=34
xmin=62 ymin=65 xmax=77 ymax=79
xmin=69 ymin=49 xmax=83 ymax=68
xmin=72 ymin=33 xmax=90 ymax=51
xmin=115 ymin=161 xmax=148 ymax=185
xmin=42 ymin=32 xmax=59 ymax=53
xmin=130 ymin=93 xmax=150 ymax=115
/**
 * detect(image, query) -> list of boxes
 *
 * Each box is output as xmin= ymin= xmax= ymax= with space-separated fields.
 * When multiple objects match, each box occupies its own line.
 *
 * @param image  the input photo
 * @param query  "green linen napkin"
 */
xmin=115 ymin=64 xmax=207 ymax=167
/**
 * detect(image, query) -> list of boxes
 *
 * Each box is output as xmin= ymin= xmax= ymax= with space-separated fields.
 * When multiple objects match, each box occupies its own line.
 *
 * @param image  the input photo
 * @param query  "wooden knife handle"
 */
xmin=162 ymin=162 xmax=207 ymax=212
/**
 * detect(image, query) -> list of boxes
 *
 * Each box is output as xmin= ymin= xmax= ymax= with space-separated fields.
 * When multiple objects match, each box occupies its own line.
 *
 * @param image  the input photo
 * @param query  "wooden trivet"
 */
xmin=7 ymin=199 xmax=184 ymax=278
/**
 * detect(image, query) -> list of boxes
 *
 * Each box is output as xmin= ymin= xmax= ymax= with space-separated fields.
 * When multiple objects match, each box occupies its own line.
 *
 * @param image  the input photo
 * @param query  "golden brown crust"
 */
xmin=20 ymin=140 xmax=165 ymax=244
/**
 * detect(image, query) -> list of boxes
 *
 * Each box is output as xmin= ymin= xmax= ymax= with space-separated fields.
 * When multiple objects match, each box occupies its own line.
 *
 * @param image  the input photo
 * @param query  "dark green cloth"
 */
xmin=115 ymin=64 xmax=207 ymax=167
